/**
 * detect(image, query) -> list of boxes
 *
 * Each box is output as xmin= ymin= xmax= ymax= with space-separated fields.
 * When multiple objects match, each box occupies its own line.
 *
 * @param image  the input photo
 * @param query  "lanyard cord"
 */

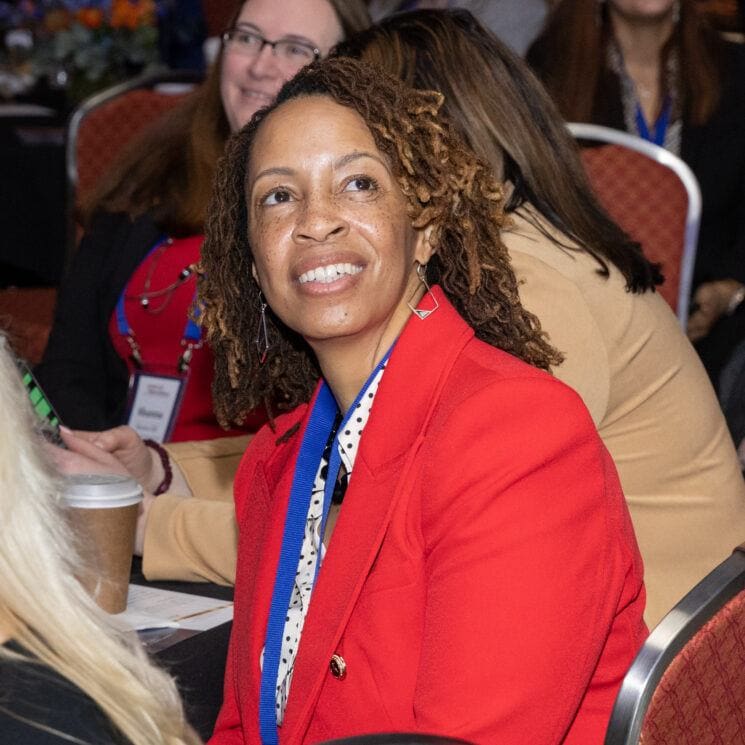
xmin=635 ymin=96 xmax=672 ymax=148
xmin=115 ymin=238 xmax=202 ymax=372
xmin=258 ymin=348 xmax=392 ymax=744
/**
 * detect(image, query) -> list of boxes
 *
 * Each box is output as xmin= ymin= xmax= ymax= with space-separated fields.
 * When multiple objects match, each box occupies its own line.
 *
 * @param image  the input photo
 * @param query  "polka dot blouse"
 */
xmin=272 ymin=363 xmax=387 ymax=723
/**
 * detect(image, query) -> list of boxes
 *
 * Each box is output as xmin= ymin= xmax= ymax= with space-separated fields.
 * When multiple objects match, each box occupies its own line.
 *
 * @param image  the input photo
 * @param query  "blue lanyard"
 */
xmin=635 ymin=96 xmax=672 ymax=148
xmin=114 ymin=294 xmax=201 ymax=341
xmin=258 ymin=349 xmax=392 ymax=744
xmin=115 ymin=238 xmax=201 ymax=361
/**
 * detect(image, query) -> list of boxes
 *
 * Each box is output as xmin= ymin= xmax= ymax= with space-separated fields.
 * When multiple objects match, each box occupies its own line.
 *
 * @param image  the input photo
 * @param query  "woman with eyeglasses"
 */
xmin=35 ymin=0 xmax=370 ymax=585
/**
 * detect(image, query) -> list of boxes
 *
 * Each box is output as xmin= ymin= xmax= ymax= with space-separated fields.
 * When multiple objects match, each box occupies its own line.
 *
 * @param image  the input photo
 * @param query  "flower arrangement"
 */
xmin=0 ymin=0 xmax=162 ymax=103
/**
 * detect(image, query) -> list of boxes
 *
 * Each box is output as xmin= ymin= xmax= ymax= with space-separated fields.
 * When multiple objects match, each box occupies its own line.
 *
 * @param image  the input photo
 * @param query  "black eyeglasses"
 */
xmin=222 ymin=27 xmax=320 ymax=67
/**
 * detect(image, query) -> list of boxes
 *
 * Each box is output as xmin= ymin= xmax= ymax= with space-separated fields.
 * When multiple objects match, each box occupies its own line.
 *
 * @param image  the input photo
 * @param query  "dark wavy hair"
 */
xmin=337 ymin=8 xmax=662 ymax=293
xmin=199 ymin=56 xmax=561 ymax=427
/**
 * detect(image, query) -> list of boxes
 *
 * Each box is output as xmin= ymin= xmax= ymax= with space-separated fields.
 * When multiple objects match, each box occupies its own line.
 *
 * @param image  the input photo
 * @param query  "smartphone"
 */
xmin=17 ymin=359 xmax=66 ymax=447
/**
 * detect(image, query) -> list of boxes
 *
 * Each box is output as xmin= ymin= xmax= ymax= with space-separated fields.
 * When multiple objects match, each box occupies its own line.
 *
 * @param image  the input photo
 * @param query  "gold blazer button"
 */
xmin=329 ymin=654 xmax=347 ymax=680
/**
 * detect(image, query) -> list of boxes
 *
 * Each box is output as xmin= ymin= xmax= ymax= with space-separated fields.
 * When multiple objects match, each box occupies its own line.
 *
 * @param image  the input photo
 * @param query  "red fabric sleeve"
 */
xmin=414 ymin=376 xmax=645 ymax=744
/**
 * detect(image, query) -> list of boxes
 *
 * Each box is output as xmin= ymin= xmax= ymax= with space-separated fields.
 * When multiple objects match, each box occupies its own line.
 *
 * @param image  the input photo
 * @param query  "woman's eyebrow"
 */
xmin=251 ymin=166 xmax=297 ymax=182
xmin=334 ymin=151 xmax=389 ymax=170
xmin=252 ymin=152 xmax=387 ymax=184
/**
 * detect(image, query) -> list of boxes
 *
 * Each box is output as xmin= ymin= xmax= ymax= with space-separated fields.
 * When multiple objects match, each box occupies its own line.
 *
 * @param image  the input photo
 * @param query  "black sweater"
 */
xmin=0 ymin=642 xmax=126 ymax=744
xmin=35 ymin=212 xmax=162 ymax=430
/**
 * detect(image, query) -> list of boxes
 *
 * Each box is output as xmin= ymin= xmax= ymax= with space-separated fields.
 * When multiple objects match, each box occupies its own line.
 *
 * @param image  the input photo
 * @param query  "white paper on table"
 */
xmin=116 ymin=584 xmax=234 ymax=632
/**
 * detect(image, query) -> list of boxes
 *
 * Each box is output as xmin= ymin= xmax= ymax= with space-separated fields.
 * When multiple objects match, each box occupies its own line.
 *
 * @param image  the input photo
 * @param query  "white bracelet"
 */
xmin=727 ymin=286 xmax=745 ymax=316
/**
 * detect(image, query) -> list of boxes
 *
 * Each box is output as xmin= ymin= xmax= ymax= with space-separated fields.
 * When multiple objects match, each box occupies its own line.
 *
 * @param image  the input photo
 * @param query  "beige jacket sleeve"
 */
xmin=141 ymin=435 xmax=252 ymax=585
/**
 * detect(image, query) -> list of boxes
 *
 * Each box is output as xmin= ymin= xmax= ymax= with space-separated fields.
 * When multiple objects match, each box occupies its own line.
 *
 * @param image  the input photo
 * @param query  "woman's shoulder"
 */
xmin=84 ymin=210 xmax=162 ymax=248
xmin=503 ymin=205 xmax=673 ymax=322
xmin=503 ymin=207 xmax=618 ymax=282
xmin=0 ymin=645 xmax=125 ymax=744
xmin=442 ymin=331 xmax=591 ymax=426
xmin=426 ymin=339 xmax=604 ymax=492
xmin=70 ymin=211 xmax=163 ymax=279
xmin=498 ymin=204 xmax=701 ymax=427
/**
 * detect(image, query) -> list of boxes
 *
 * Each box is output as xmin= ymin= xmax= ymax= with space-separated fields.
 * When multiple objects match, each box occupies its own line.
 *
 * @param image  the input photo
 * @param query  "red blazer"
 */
xmin=210 ymin=288 xmax=647 ymax=745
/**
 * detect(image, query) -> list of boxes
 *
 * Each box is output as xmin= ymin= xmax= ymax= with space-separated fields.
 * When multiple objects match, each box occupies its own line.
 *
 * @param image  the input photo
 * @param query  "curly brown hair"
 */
xmin=199 ymin=56 xmax=562 ymax=428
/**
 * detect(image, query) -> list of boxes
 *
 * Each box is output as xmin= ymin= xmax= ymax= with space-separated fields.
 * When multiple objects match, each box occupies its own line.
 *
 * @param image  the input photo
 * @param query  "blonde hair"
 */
xmin=0 ymin=335 xmax=201 ymax=745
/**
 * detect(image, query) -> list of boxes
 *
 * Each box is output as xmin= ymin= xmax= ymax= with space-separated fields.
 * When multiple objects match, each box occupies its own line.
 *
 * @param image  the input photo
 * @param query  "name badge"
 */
xmin=126 ymin=371 xmax=186 ymax=443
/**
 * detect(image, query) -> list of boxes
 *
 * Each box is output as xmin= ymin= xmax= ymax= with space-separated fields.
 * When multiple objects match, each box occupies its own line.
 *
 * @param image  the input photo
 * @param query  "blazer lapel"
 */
xmin=280 ymin=288 xmax=474 ymax=743
xmin=231 ymin=407 xmax=309 ymax=735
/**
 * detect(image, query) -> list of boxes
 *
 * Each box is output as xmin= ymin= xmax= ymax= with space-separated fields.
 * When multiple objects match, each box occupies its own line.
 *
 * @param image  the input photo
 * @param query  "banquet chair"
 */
xmin=604 ymin=542 xmax=745 ymax=745
xmin=0 ymin=287 xmax=57 ymax=364
xmin=65 ymin=69 xmax=202 ymax=257
xmin=567 ymin=123 xmax=701 ymax=329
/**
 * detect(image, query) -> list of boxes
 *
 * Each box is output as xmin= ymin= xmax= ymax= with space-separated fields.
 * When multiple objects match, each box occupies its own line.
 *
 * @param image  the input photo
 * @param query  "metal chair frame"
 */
xmin=567 ymin=122 xmax=702 ymax=329
xmin=604 ymin=543 xmax=745 ymax=745
xmin=65 ymin=69 xmax=202 ymax=261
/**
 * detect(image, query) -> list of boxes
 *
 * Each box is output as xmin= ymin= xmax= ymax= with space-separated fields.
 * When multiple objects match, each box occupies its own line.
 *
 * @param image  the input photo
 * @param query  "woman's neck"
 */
xmin=311 ymin=284 xmax=425 ymax=412
xmin=312 ymin=330 xmax=398 ymax=414
xmin=610 ymin=9 xmax=674 ymax=69
xmin=610 ymin=8 xmax=675 ymax=121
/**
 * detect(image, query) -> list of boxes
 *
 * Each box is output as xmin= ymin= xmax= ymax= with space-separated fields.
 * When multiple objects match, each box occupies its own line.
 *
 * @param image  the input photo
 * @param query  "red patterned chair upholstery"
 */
xmin=568 ymin=123 xmax=701 ymax=329
xmin=0 ymin=287 xmax=57 ymax=364
xmin=604 ymin=542 xmax=745 ymax=745
xmin=66 ymin=70 xmax=202 ymax=253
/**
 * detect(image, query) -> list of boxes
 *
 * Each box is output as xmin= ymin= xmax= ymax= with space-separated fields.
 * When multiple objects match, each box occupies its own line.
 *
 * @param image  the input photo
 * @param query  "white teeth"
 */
xmin=241 ymin=90 xmax=271 ymax=100
xmin=298 ymin=263 xmax=362 ymax=285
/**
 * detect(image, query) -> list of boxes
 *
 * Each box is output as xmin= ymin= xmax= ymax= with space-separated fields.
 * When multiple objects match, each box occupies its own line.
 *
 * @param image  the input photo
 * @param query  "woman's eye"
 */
xmin=343 ymin=176 xmax=377 ymax=192
xmin=260 ymin=189 xmax=293 ymax=206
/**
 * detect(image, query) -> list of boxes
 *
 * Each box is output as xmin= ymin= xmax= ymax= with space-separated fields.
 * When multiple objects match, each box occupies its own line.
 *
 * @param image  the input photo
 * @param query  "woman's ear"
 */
xmin=414 ymin=224 xmax=436 ymax=266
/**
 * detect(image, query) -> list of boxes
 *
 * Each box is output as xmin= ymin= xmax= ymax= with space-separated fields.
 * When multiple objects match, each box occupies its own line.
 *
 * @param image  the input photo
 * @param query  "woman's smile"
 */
xmin=296 ymin=262 xmax=364 ymax=286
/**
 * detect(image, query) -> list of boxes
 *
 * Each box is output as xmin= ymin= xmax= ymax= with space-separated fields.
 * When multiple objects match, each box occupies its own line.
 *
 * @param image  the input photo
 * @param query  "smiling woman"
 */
xmin=200 ymin=57 xmax=647 ymax=745
xmin=219 ymin=0 xmax=347 ymax=132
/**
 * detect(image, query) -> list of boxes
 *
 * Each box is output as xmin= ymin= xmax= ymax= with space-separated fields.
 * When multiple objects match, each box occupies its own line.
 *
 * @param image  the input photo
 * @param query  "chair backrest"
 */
xmin=604 ymin=542 xmax=745 ymax=745
xmin=567 ymin=123 xmax=701 ymax=329
xmin=0 ymin=287 xmax=58 ymax=365
xmin=66 ymin=70 xmax=202 ymax=256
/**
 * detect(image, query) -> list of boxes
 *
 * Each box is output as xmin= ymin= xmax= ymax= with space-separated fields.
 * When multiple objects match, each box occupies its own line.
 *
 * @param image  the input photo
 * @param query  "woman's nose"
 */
xmin=248 ymin=44 xmax=280 ymax=79
xmin=293 ymin=194 xmax=349 ymax=244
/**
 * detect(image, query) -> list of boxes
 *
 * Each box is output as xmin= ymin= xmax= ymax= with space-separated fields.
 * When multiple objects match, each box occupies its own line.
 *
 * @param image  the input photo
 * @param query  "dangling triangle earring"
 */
xmin=408 ymin=262 xmax=439 ymax=320
xmin=255 ymin=291 xmax=270 ymax=363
